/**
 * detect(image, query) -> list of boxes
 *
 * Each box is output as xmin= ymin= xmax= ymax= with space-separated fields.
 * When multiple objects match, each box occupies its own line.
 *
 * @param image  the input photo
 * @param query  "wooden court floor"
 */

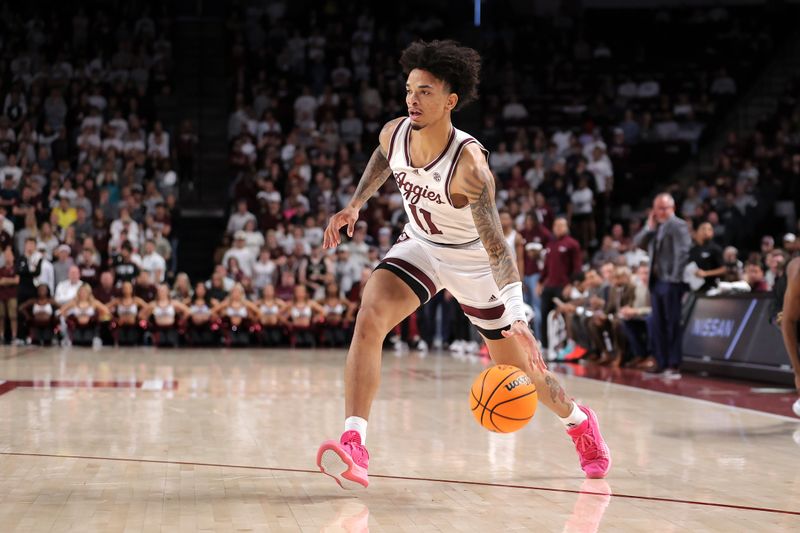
xmin=0 ymin=345 xmax=797 ymax=532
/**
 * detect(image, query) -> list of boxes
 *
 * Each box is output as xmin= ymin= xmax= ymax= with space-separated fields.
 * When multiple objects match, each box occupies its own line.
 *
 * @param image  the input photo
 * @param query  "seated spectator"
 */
xmin=588 ymin=266 xmax=636 ymax=367
xmin=133 ymin=270 xmax=157 ymax=302
xmin=54 ymin=265 xmax=82 ymax=307
xmin=745 ymin=261 xmax=768 ymax=292
xmin=206 ymin=269 xmax=230 ymax=304
xmin=92 ymin=271 xmax=117 ymax=304
xmin=226 ymin=199 xmax=257 ymax=235
xmin=52 ymin=195 xmax=77 ymax=230
xmin=222 ymin=231 xmax=256 ymax=278
xmin=619 ymin=263 xmax=653 ymax=369
xmin=721 ymin=246 xmax=743 ymax=282
xmin=592 ymin=236 xmax=621 ymax=269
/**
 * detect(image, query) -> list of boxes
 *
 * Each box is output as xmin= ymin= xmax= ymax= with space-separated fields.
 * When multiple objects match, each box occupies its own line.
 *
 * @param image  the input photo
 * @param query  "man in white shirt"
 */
xmin=141 ymin=239 xmax=167 ymax=283
xmin=222 ymin=231 xmax=256 ymax=277
xmin=110 ymin=207 xmax=141 ymax=246
xmin=55 ymin=265 xmax=82 ymax=306
xmin=225 ymin=199 xmax=257 ymax=236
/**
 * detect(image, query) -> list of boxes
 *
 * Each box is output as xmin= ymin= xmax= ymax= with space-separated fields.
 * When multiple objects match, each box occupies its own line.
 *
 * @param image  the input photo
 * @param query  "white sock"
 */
xmin=560 ymin=401 xmax=588 ymax=429
xmin=344 ymin=416 xmax=368 ymax=444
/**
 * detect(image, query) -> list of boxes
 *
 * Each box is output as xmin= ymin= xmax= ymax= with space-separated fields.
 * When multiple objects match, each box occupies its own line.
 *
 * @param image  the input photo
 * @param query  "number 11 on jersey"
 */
xmin=409 ymin=205 xmax=443 ymax=235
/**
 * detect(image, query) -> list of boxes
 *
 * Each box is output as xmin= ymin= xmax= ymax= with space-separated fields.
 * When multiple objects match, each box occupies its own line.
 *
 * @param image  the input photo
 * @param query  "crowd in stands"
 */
xmin=0 ymin=4 xmax=192 ymax=346
xmin=1 ymin=2 xmax=798 ymax=358
xmin=206 ymin=2 xmax=798 ymax=359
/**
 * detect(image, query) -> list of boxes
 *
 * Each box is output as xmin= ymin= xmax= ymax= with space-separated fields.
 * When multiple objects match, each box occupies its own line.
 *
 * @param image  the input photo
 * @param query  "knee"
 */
xmin=353 ymin=304 xmax=393 ymax=339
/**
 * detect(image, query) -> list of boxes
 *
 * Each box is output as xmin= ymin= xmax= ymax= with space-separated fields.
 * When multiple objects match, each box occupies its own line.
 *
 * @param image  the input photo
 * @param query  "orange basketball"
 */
xmin=470 ymin=364 xmax=538 ymax=433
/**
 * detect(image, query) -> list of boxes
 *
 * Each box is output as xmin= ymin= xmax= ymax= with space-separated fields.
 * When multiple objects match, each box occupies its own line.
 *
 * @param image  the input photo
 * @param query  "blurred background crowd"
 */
xmin=0 ymin=1 xmax=799 ymax=363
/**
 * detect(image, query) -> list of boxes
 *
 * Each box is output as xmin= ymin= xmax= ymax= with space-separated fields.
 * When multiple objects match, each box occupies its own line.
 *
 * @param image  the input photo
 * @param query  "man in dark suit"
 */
xmin=633 ymin=193 xmax=691 ymax=376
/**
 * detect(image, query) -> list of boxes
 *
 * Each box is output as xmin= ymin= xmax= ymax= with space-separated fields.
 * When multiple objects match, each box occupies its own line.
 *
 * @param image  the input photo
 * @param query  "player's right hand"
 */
xmin=323 ymin=206 xmax=359 ymax=249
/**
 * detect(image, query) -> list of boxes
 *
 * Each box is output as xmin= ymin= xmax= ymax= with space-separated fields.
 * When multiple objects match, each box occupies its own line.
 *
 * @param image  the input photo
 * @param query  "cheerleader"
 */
xmin=19 ymin=285 xmax=59 ymax=345
xmin=255 ymin=284 xmax=287 ymax=346
xmin=58 ymin=284 xmax=111 ymax=346
xmin=210 ymin=283 xmax=259 ymax=347
xmin=141 ymin=284 xmax=190 ymax=347
xmin=283 ymin=284 xmax=325 ymax=348
xmin=317 ymin=281 xmax=354 ymax=347
xmin=186 ymin=282 xmax=216 ymax=346
xmin=108 ymin=281 xmax=148 ymax=346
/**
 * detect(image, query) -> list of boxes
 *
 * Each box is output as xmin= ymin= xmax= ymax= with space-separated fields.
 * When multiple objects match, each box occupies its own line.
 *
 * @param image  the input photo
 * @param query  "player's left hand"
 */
xmin=502 ymin=320 xmax=547 ymax=372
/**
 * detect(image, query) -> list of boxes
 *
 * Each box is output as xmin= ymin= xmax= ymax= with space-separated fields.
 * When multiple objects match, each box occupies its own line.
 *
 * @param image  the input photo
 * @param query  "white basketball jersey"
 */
xmin=387 ymin=117 xmax=489 ymax=246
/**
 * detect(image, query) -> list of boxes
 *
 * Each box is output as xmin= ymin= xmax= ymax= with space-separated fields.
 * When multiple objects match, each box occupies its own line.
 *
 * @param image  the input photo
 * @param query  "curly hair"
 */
xmin=399 ymin=40 xmax=481 ymax=111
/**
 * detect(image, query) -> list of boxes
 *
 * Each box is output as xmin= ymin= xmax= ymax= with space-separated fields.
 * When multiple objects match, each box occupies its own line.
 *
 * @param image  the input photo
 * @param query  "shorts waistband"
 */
xmin=407 ymin=225 xmax=482 ymax=249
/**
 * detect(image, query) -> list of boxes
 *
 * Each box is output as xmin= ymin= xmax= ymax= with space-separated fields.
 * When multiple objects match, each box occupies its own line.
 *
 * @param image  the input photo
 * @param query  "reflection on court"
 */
xmin=0 ymin=346 xmax=797 ymax=532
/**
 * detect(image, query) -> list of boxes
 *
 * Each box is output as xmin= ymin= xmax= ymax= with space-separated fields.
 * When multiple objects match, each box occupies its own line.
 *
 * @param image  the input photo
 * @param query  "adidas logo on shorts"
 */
xmin=488 ymin=295 xmax=497 ymax=302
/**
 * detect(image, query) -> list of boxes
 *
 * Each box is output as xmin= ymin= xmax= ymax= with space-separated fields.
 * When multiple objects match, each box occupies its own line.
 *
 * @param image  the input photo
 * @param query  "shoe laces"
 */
xmin=575 ymin=432 xmax=601 ymax=460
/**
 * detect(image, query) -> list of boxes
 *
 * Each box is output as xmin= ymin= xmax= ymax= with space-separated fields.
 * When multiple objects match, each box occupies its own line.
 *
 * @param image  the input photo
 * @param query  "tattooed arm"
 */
xmin=452 ymin=144 xmax=547 ymax=371
xmin=323 ymin=117 xmax=404 ymax=249
xmin=347 ymin=117 xmax=404 ymax=210
xmin=453 ymin=144 xmax=520 ymax=289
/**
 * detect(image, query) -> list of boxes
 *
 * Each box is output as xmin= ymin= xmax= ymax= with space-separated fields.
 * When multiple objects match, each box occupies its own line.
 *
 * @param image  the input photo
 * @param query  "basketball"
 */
xmin=470 ymin=365 xmax=538 ymax=433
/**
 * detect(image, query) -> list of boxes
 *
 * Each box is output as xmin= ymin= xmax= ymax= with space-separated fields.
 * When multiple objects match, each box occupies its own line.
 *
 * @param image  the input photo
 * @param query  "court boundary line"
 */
xmin=1 ymin=451 xmax=798 ymax=517
xmin=570 ymin=374 xmax=800 ymax=423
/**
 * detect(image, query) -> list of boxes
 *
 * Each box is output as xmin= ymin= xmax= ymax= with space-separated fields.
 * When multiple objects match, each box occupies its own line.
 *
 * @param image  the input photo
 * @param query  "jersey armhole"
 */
xmin=444 ymin=138 xmax=485 ymax=208
xmin=386 ymin=118 xmax=407 ymax=162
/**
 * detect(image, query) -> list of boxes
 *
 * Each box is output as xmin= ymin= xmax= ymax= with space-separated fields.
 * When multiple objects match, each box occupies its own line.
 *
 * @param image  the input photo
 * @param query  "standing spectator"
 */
xmin=0 ymin=247 xmax=20 ymax=343
xmin=689 ymin=222 xmax=724 ymax=293
xmin=333 ymin=247 xmax=362 ymax=295
xmin=112 ymin=241 xmax=140 ymax=286
xmin=141 ymin=239 xmax=167 ymax=283
xmin=633 ymin=193 xmax=691 ymax=376
xmin=568 ymin=175 xmax=595 ymax=250
xmin=538 ymin=217 xmax=583 ymax=349
xmin=520 ymin=213 xmax=553 ymax=340
xmin=52 ymin=244 xmax=74 ymax=287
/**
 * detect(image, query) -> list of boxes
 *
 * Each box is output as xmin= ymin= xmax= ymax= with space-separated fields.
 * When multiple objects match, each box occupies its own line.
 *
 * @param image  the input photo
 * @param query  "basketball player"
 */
xmin=317 ymin=40 xmax=610 ymax=489
xmin=778 ymin=257 xmax=800 ymax=416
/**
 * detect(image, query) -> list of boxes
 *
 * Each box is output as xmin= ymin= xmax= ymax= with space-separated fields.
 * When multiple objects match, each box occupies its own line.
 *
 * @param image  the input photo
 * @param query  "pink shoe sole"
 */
xmin=316 ymin=440 xmax=369 ymax=490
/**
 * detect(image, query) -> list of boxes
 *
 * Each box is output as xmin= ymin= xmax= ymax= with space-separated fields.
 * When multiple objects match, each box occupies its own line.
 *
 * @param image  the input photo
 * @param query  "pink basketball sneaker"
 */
xmin=567 ymin=405 xmax=611 ymax=479
xmin=317 ymin=430 xmax=370 ymax=489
